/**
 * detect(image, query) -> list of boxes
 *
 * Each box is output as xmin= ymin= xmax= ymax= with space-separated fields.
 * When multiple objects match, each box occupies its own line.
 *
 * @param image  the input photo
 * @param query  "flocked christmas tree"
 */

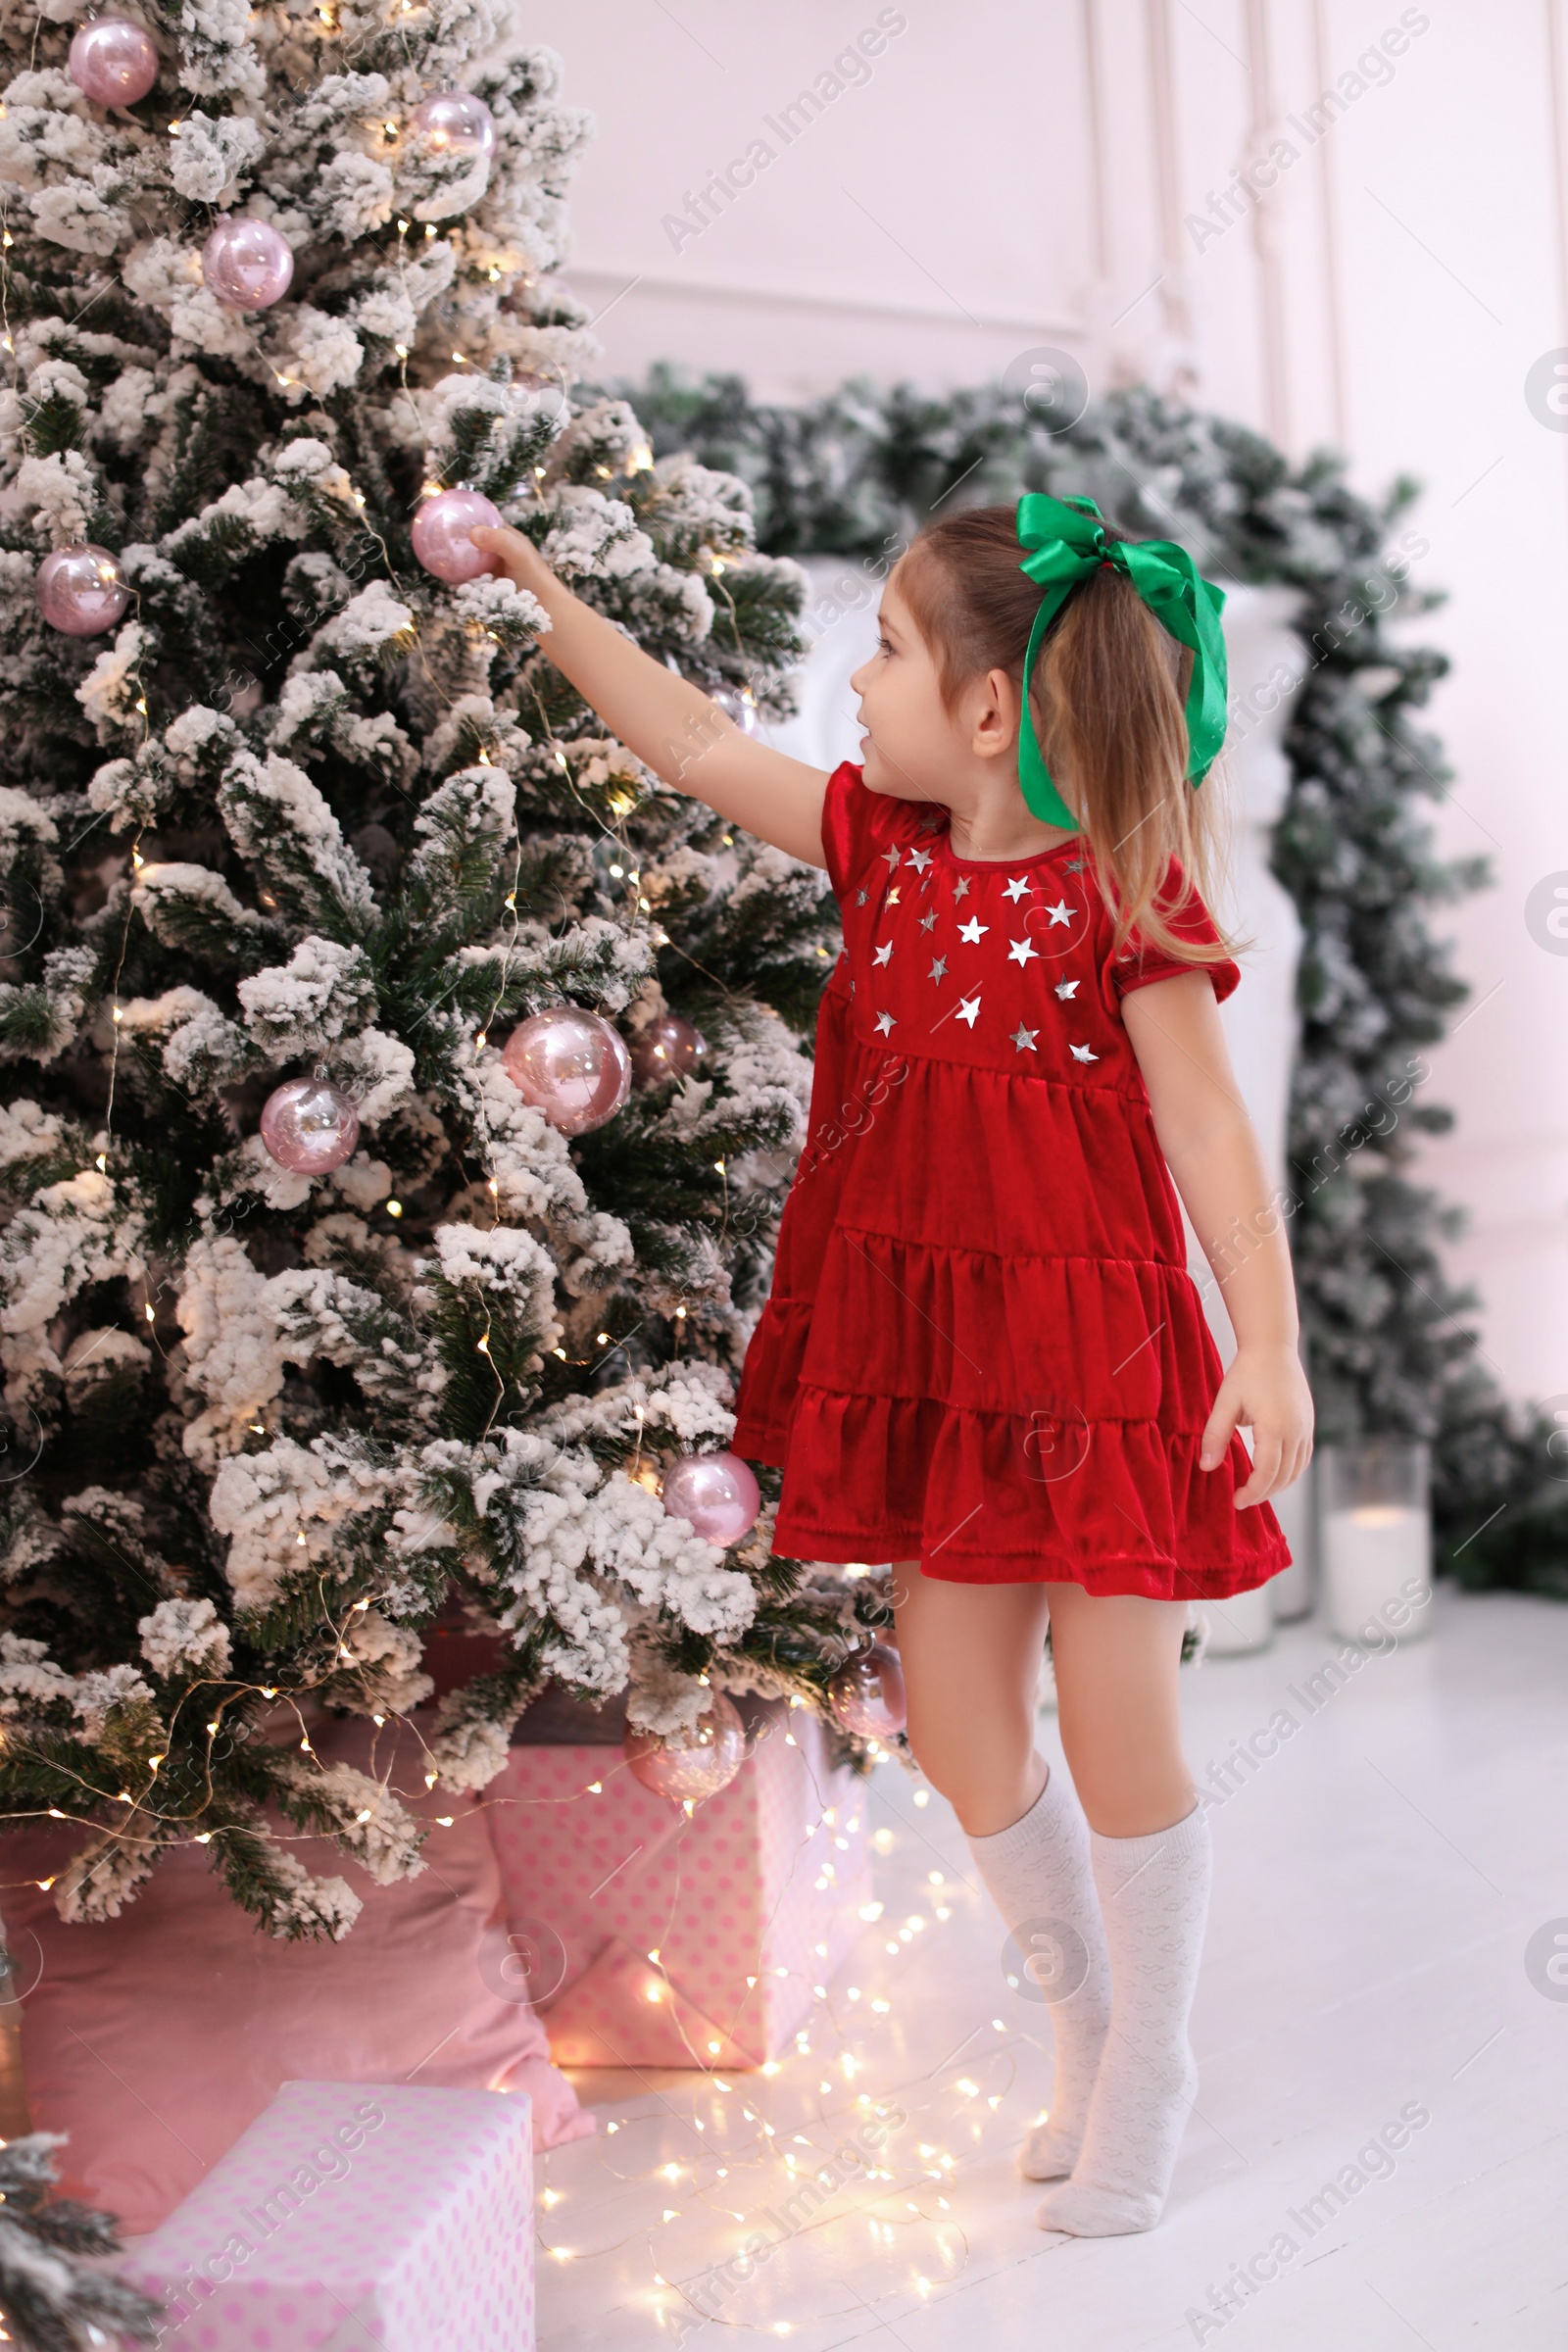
xmin=0 ymin=0 xmax=903 ymax=1956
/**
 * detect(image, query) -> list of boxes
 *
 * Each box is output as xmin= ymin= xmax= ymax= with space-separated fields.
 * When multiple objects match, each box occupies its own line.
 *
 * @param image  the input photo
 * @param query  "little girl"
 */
xmin=474 ymin=495 xmax=1312 ymax=2238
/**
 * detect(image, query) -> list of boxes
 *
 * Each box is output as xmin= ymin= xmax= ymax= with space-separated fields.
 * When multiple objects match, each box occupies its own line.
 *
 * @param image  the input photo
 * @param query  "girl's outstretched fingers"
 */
xmin=469 ymin=521 xmax=550 ymax=592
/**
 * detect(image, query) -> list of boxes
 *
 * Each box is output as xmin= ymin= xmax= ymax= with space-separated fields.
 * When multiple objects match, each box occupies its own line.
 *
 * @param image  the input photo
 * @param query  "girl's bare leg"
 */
xmin=888 ymin=1559 xmax=1051 ymax=1834
xmin=886 ymin=1566 xmax=1194 ymax=1835
xmin=1042 ymin=1583 xmax=1195 ymax=1836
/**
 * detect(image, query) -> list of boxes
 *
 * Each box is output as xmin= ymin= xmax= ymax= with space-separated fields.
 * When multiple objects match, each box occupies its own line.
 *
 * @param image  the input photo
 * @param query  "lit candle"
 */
xmin=1321 ymin=1502 xmax=1432 ymax=1644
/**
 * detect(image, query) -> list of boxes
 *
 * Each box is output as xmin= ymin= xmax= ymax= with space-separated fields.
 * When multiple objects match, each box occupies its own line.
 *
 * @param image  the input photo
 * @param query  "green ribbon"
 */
xmin=1012 ymin=492 xmax=1229 ymax=832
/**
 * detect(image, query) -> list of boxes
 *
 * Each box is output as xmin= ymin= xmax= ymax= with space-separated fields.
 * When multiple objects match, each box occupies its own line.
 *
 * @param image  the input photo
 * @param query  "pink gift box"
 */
xmin=485 ymin=1695 xmax=872 ymax=2068
xmin=121 ymin=2081 xmax=533 ymax=2351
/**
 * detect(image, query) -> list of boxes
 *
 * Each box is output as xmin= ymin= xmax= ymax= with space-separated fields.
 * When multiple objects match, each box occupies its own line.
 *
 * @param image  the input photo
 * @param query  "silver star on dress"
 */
xmin=928 ymin=956 xmax=948 ymax=982
xmin=1055 ymin=978 xmax=1079 ymax=1001
xmin=1003 ymin=876 xmax=1033 ymax=902
xmin=887 ymin=887 xmax=901 ymax=905
xmin=1010 ymin=1021 xmax=1038 ymax=1052
xmin=872 ymin=941 xmax=893 ymax=966
xmin=883 ymin=847 xmax=901 ymax=869
xmin=957 ymin=915 xmax=989 ymax=944
xmin=1045 ymin=900 xmax=1073 ymax=927
xmin=906 ymin=848 xmax=932 ymax=872
xmin=856 ymin=888 xmax=868 ymax=906
xmin=1006 ymin=937 xmax=1039 ymax=966
xmin=953 ymin=877 xmax=971 ymax=900
xmin=918 ymin=910 xmax=937 ymax=931
xmin=1069 ymin=1042 xmax=1099 ymax=1062
xmin=956 ymin=995 xmax=981 ymax=1028
xmin=874 ymin=1010 xmax=897 ymax=1036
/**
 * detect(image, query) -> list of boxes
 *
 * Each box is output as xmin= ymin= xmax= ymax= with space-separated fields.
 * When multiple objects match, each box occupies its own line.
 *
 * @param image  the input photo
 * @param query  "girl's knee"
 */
xmin=902 ymin=1719 xmax=975 ymax=1812
xmin=903 ymin=1711 xmax=1043 ymax=1831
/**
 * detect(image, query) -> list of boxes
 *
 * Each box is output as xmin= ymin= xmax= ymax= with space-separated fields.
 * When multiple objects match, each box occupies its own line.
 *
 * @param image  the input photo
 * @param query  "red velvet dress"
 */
xmin=730 ymin=760 xmax=1291 ymax=1599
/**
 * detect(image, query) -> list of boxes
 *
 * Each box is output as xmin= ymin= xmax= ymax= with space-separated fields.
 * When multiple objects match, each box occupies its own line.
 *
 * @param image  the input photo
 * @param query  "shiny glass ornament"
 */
xmin=827 ymin=1640 xmax=906 ymax=1739
xmin=202 ymin=216 xmax=294 ymax=312
xmin=629 ymin=1014 xmax=707 ymax=1089
xmin=660 ymin=1449 xmax=760 ymax=1546
xmin=500 ymin=1008 xmax=631 ymax=1135
xmin=68 ymin=16 xmax=159 ymax=104
xmin=34 ymin=545 xmax=129 ymax=637
xmin=624 ymin=1691 xmax=747 ymax=1804
xmin=410 ymin=89 xmax=497 ymax=161
xmin=259 ymin=1077 xmax=360 ymax=1175
xmin=411 ymin=487 xmax=502 ymax=584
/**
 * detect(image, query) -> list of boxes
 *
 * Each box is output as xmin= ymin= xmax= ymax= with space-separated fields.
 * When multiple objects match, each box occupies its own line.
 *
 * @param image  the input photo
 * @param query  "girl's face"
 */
xmin=849 ymin=573 xmax=973 ymax=807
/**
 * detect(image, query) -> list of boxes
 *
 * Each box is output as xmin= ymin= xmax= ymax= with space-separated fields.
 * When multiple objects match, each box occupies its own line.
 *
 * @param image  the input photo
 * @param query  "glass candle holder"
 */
xmin=1200 ymin=1582 xmax=1275 ymax=1657
xmin=1319 ymin=1440 xmax=1432 ymax=1647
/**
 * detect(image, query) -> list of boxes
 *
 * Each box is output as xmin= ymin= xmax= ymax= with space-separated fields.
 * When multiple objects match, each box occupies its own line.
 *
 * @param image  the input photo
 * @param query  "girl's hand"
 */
xmin=1200 ymin=1343 xmax=1315 ymax=1507
xmin=463 ymin=520 xmax=832 ymax=865
xmin=469 ymin=521 xmax=553 ymax=599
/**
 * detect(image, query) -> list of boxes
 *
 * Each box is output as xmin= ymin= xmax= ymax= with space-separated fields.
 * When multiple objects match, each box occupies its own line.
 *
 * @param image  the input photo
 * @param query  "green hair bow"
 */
xmin=1013 ymin=492 xmax=1229 ymax=832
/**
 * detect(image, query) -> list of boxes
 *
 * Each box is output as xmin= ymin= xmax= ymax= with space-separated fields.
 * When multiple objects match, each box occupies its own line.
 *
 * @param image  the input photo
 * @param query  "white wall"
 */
xmin=514 ymin=0 xmax=1568 ymax=1406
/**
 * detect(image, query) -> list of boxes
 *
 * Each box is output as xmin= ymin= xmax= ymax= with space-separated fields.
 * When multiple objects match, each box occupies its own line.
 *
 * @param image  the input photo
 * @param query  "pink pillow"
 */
xmin=2 ymin=1714 xmax=594 ymax=2236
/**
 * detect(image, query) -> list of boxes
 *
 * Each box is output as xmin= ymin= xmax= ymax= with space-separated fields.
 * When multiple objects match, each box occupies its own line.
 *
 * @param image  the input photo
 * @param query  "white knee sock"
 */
xmin=962 ymin=1765 xmax=1112 ymax=2180
xmin=1034 ymin=1798 xmax=1211 ymax=2235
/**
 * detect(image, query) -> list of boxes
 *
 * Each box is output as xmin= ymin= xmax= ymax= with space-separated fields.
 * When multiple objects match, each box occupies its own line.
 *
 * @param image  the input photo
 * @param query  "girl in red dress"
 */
xmin=475 ymin=497 xmax=1313 ymax=2239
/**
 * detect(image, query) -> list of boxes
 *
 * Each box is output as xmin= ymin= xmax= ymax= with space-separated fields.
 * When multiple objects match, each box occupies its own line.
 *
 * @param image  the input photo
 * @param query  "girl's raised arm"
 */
xmin=471 ymin=523 xmax=831 ymax=869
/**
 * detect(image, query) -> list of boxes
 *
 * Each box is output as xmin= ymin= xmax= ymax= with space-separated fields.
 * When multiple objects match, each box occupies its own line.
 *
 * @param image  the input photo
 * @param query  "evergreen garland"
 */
xmin=627 ymin=368 xmax=1566 ymax=1593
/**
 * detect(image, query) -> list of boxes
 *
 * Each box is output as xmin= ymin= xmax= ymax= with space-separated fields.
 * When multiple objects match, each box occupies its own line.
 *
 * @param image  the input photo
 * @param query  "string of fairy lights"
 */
xmin=0 ymin=35 xmax=944 ymax=2303
xmin=519 ymin=1754 xmax=1056 ymax=2335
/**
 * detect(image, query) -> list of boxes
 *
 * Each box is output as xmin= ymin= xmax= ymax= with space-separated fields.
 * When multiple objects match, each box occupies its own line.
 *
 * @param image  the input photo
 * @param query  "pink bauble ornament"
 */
xmin=500 ymin=1008 xmax=630 ymax=1135
xmin=660 ymin=1449 xmax=760 ymax=1546
xmin=410 ymin=89 xmax=497 ymax=161
xmin=259 ymin=1077 xmax=360 ymax=1175
xmin=412 ymin=487 xmax=502 ymax=584
xmin=34 ymin=545 xmax=129 ymax=637
xmin=68 ymin=15 xmax=159 ymax=104
xmin=827 ymin=1641 xmax=906 ymax=1739
xmin=710 ymin=684 xmax=759 ymax=736
xmin=630 ymin=1014 xmax=707 ymax=1089
xmin=624 ymin=1691 xmax=746 ymax=1805
xmin=202 ymin=215 xmax=294 ymax=312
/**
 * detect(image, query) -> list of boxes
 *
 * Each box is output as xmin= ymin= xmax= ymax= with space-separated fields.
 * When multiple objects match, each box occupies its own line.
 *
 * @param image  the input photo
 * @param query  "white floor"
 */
xmin=536 ymin=1586 xmax=1568 ymax=2351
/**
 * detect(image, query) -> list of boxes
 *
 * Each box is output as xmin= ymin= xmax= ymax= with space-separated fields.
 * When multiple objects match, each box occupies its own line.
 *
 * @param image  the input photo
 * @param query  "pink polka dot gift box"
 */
xmin=120 ymin=2080 xmax=535 ymax=2351
xmin=484 ymin=1690 xmax=872 ymax=2068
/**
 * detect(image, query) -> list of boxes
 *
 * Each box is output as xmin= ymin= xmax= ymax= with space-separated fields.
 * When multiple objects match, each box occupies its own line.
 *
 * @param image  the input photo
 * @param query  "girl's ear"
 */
xmin=969 ymin=664 xmax=1020 ymax=762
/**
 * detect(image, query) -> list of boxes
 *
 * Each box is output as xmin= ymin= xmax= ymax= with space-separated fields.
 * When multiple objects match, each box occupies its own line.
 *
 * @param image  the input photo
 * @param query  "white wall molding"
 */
xmin=561 ymin=264 xmax=1081 ymax=342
